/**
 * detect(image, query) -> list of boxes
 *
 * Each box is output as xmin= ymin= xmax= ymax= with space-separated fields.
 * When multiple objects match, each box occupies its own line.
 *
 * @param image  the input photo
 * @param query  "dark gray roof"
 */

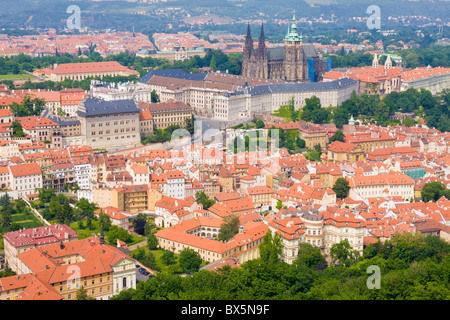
xmin=138 ymin=69 xmax=208 ymax=84
xmin=247 ymin=77 xmax=357 ymax=96
xmin=41 ymin=109 xmax=80 ymax=126
xmin=267 ymin=47 xmax=284 ymax=62
xmin=266 ymin=44 xmax=318 ymax=62
xmin=77 ymin=98 xmax=140 ymax=117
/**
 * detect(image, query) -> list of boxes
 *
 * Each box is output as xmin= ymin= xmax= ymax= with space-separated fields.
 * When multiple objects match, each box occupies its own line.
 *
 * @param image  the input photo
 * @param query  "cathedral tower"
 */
xmin=282 ymin=12 xmax=305 ymax=82
xmin=257 ymin=24 xmax=268 ymax=79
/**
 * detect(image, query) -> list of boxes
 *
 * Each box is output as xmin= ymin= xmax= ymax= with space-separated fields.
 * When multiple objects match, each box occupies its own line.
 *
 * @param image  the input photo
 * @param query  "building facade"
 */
xmin=242 ymin=15 xmax=330 ymax=83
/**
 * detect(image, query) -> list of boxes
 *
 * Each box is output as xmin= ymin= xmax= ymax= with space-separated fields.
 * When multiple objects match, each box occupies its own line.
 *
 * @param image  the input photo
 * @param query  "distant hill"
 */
xmin=0 ymin=0 xmax=448 ymax=30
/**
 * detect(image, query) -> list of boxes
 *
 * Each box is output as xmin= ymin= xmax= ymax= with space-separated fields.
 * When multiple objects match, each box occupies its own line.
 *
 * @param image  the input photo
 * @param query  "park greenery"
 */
xmin=195 ymin=191 xmax=216 ymax=210
xmin=111 ymin=231 xmax=450 ymax=300
xmin=332 ymin=178 xmax=351 ymax=200
xmin=421 ymin=181 xmax=450 ymax=203
xmin=271 ymin=87 xmax=449 ymax=133
xmin=0 ymin=194 xmax=42 ymax=234
xmin=217 ymin=213 xmax=240 ymax=242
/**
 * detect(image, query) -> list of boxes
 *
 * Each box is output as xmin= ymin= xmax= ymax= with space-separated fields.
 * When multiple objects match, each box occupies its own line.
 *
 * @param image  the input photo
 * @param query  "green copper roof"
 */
xmin=285 ymin=12 xmax=302 ymax=42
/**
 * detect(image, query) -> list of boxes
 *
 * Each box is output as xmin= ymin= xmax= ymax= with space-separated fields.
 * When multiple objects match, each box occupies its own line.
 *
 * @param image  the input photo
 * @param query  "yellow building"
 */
xmin=218 ymin=166 xmax=234 ymax=192
xmin=298 ymin=123 xmax=327 ymax=149
xmin=92 ymin=184 xmax=151 ymax=213
xmin=138 ymin=99 xmax=192 ymax=130
xmin=6 ymin=236 xmax=138 ymax=300
xmin=247 ymin=186 xmax=274 ymax=208
xmin=345 ymin=131 xmax=396 ymax=153
xmin=327 ymin=140 xmax=364 ymax=163
xmin=50 ymin=61 xmax=140 ymax=82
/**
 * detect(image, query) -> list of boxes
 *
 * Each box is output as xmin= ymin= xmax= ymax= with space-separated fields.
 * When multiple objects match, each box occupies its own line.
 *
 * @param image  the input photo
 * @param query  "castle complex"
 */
xmin=241 ymin=13 xmax=331 ymax=82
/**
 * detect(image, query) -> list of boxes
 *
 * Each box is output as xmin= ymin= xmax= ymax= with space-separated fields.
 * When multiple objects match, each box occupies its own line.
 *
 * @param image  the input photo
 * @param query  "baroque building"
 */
xmin=242 ymin=13 xmax=331 ymax=83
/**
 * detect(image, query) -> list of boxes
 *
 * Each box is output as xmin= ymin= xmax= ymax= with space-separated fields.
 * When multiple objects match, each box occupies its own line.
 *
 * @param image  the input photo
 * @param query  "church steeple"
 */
xmin=244 ymin=24 xmax=254 ymax=59
xmin=285 ymin=11 xmax=301 ymax=42
xmin=372 ymin=53 xmax=379 ymax=68
xmin=259 ymin=23 xmax=266 ymax=46
xmin=258 ymin=23 xmax=267 ymax=58
xmin=384 ymin=54 xmax=392 ymax=69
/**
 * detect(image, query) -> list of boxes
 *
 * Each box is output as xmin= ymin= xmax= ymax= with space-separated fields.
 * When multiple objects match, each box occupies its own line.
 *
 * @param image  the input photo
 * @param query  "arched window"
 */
xmin=122 ymin=277 xmax=127 ymax=288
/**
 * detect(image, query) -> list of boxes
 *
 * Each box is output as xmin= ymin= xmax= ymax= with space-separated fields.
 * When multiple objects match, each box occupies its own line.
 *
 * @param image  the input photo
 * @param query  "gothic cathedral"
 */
xmin=242 ymin=13 xmax=331 ymax=83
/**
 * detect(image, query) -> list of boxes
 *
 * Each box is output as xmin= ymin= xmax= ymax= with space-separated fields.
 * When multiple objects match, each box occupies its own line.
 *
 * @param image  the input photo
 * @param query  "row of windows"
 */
xmin=92 ymin=127 xmax=136 ymax=135
xmin=91 ymin=119 xmax=137 ymax=127
xmin=92 ymin=135 xmax=137 ymax=142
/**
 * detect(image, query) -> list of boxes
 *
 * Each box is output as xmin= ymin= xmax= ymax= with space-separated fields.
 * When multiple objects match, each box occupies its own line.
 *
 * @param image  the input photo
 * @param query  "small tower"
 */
xmin=239 ymin=224 xmax=244 ymax=234
xmin=349 ymin=114 xmax=355 ymax=126
xmin=372 ymin=53 xmax=379 ymax=68
xmin=384 ymin=54 xmax=392 ymax=69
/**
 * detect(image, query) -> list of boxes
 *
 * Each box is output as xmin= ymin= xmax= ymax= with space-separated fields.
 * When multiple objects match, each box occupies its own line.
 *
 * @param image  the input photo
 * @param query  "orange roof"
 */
xmin=327 ymin=140 xmax=355 ymax=153
xmin=52 ymin=61 xmax=139 ymax=75
xmin=139 ymin=110 xmax=153 ymax=121
xmin=9 ymin=163 xmax=41 ymax=177
xmin=0 ymin=108 xmax=14 ymax=117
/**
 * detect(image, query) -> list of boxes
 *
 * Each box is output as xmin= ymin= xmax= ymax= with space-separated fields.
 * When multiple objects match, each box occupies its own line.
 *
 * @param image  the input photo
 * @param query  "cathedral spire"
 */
xmin=244 ymin=24 xmax=254 ymax=59
xmin=285 ymin=11 xmax=301 ymax=42
xmin=259 ymin=23 xmax=265 ymax=44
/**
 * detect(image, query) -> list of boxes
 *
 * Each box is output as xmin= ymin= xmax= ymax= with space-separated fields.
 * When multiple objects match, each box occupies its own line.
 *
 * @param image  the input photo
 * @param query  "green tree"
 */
xmin=76 ymin=286 xmax=95 ymax=300
xmin=294 ymin=243 xmax=327 ymax=270
xmin=421 ymin=181 xmax=447 ymax=202
xmin=195 ymin=191 xmax=215 ymax=210
xmin=161 ymin=250 xmax=177 ymax=266
xmin=1 ymin=208 xmax=11 ymax=231
xmin=179 ymin=248 xmax=202 ymax=274
xmin=374 ymin=100 xmax=389 ymax=123
xmin=151 ymin=89 xmax=160 ymax=103
xmin=330 ymin=239 xmax=360 ymax=267
xmin=11 ymin=121 xmax=25 ymax=137
xmin=332 ymin=178 xmax=350 ymax=199
xmin=107 ymin=226 xmax=132 ymax=244
xmin=259 ymin=229 xmax=283 ymax=265
xmin=99 ymin=213 xmax=112 ymax=231
xmin=328 ymin=130 xmax=345 ymax=143
xmin=217 ymin=213 xmax=240 ymax=242
xmin=304 ymin=144 xmax=322 ymax=162
xmin=276 ymin=200 xmax=283 ymax=210
xmin=296 ymin=137 xmax=306 ymax=149
xmin=61 ymin=199 xmax=73 ymax=224
xmin=147 ymin=233 xmax=159 ymax=250
xmin=75 ymin=198 xmax=97 ymax=218
xmin=255 ymin=119 xmax=265 ymax=129
xmin=133 ymin=218 xmax=147 ymax=236
xmin=332 ymin=106 xmax=349 ymax=128
xmin=209 ymin=55 xmax=217 ymax=70
xmin=133 ymin=247 xmax=160 ymax=272
xmin=402 ymin=116 xmax=417 ymax=127
xmin=185 ymin=115 xmax=196 ymax=135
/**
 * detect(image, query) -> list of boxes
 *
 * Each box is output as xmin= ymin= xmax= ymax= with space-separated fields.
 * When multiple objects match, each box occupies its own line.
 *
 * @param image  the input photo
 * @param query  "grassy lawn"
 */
xmin=68 ymin=219 xmax=143 ymax=246
xmin=9 ymin=210 xmax=43 ymax=230
xmin=131 ymin=245 xmax=209 ymax=274
xmin=130 ymin=246 xmax=177 ymax=274
xmin=0 ymin=74 xmax=34 ymax=80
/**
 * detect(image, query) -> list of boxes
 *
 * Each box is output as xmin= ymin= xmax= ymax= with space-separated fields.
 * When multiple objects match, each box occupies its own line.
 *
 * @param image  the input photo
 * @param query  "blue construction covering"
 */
xmin=308 ymin=58 xmax=315 ymax=82
xmin=326 ymin=57 xmax=332 ymax=72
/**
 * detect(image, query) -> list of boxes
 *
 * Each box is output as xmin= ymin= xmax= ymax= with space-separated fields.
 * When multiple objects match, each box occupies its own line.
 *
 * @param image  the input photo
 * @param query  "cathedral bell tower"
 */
xmin=282 ymin=12 xmax=305 ymax=82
